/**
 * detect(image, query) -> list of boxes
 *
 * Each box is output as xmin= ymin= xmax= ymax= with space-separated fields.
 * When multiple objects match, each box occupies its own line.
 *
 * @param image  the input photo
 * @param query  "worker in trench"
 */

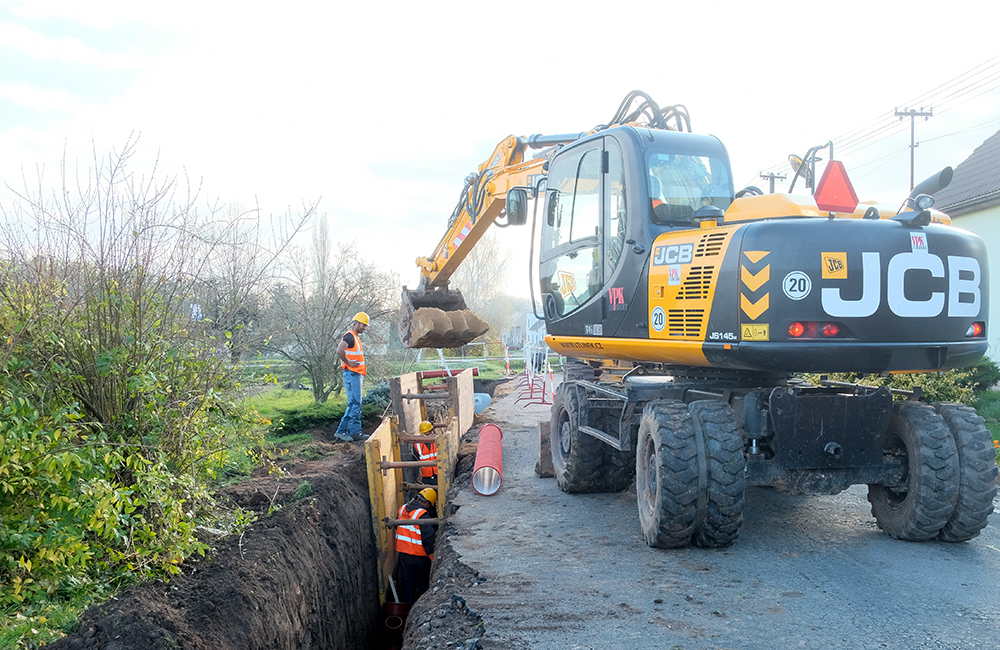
xmin=395 ymin=487 xmax=438 ymax=604
xmin=414 ymin=420 xmax=438 ymax=486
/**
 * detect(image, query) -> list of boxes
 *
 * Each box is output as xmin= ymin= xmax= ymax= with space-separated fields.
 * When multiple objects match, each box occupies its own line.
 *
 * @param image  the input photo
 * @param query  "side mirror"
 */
xmin=506 ymin=188 xmax=528 ymax=226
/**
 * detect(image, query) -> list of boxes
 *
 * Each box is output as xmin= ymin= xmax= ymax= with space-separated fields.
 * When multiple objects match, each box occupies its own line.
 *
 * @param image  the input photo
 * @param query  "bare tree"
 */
xmin=266 ymin=217 xmax=397 ymax=402
xmin=194 ymin=202 xmax=314 ymax=362
xmin=0 ymin=136 xmax=309 ymax=467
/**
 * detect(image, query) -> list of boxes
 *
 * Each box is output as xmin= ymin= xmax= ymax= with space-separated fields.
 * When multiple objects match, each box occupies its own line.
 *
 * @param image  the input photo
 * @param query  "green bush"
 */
xmin=365 ymin=379 xmax=391 ymax=412
xmin=802 ymin=369 xmax=975 ymax=405
xmin=957 ymin=357 xmax=1000 ymax=393
xmin=974 ymin=390 xmax=1000 ymax=422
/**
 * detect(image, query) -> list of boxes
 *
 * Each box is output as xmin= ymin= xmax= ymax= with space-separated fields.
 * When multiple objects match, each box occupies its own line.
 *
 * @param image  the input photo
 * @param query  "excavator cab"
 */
xmin=539 ymin=127 xmax=734 ymax=339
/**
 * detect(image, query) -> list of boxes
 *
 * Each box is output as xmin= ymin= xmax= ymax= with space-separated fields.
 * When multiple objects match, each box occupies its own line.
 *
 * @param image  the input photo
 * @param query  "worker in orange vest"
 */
xmin=335 ymin=312 xmax=369 ymax=443
xmin=395 ymin=487 xmax=438 ymax=604
xmin=415 ymin=420 xmax=438 ymax=486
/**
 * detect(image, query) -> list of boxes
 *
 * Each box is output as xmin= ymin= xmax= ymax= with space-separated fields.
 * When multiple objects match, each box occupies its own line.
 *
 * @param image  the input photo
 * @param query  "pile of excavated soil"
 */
xmin=48 ymin=445 xmax=381 ymax=650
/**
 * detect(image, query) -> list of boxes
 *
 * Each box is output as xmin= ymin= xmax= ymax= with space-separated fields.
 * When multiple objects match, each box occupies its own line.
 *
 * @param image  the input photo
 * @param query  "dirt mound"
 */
xmin=49 ymin=448 xmax=381 ymax=650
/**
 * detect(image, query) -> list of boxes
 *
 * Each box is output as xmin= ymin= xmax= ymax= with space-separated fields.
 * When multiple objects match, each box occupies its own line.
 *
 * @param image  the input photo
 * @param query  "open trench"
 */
xmin=47 ymin=445 xmax=388 ymax=650
xmin=46 ymin=378 xmax=502 ymax=650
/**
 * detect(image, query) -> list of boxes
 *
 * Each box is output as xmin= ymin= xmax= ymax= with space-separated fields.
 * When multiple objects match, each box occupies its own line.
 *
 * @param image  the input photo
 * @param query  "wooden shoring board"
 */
xmin=371 ymin=367 xmax=475 ymax=604
xmin=435 ymin=417 xmax=460 ymax=516
xmin=365 ymin=415 xmax=403 ymax=605
xmin=390 ymin=372 xmax=425 ymax=435
xmin=447 ymin=368 xmax=476 ymax=436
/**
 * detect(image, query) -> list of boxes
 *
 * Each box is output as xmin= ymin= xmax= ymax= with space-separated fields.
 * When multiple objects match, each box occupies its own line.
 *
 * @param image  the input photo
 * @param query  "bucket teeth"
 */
xmin=399 ymin=287 xmax=490 ymax=348
xmin=403 ymin=307 xmax=489 ymax=349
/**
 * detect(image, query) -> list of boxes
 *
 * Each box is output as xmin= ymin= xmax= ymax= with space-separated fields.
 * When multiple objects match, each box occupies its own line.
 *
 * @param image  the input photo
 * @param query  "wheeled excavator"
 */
xmin=399 ymin=90 xmax=996 ymax=548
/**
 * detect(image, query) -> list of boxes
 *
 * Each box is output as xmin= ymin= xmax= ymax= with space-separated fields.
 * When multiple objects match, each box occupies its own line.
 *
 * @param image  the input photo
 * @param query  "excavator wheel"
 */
xmin=597 ymin=410 xmax=636 ymax=492
xmin=398 ymin=287 xmax=489 ymax=349
xmin=933 ymin=403 xmax=997 ymax=542
xmin=636 ymin=400 xmax=745 ymax=549
xmin=550 ymin=383 xmax=604 ymax=493
xmin=867 ymin=402 xmax=960 ymax=541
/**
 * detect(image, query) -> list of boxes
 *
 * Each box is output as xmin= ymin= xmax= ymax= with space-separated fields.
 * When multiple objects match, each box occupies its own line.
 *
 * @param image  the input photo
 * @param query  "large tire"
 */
xmin=550 ymin=383 xmax=604 ymax=493
xmin=688 ymin=401 xmax=746 ymax=547
xmin=563 ymin=359 xmax=596 ymax=382
xmin=635 ymin=400 xmax=746 ymax=549
xmin=598 ymin=410 xmax=636 ymax=492
xmin=867 ymin=402 xmax=960 ymax=541
xmin=934 ymin=402 xmax=997 ymax=542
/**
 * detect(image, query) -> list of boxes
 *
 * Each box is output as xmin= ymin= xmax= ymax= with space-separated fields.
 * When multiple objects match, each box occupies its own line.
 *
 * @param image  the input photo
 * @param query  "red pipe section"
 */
xmin=472 ymin=424 xmax=503 ymax=496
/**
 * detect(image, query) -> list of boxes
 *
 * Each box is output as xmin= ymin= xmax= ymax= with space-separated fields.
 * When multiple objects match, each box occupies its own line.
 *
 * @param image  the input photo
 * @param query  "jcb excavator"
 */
xmin=399 ymin=91 xmax=996 ymax=548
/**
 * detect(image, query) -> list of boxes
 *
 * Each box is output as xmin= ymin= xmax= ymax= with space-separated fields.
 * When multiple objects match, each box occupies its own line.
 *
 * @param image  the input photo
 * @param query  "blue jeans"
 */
xmin=336 ymin=370 xmax=363 ymax=436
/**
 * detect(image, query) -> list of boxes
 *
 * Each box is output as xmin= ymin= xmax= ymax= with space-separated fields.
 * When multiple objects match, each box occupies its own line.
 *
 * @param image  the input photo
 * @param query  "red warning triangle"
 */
xmin=813 ymin=160 xmax=859 ymax=213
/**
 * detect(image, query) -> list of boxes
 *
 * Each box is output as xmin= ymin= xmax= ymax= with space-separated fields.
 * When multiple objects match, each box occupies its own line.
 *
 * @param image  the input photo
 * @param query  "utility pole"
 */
xmin=895 ymin=107 xmax=933 ymax=190
xmin=759 ymin=172 xmax=786 ymax=194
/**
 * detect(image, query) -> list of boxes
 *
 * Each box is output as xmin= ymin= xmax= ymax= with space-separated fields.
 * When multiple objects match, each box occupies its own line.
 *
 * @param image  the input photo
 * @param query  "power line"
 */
xmin=751 ymin=56 xmax=1000 ymax=185
xmin=895 ymin=108 xmax=934 ymax=190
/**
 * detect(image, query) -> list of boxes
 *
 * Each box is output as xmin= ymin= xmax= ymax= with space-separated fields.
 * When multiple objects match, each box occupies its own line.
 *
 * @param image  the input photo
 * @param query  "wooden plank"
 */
xmin=394 ymin=372 xmax=424 ymax=435
xmin=365 ymin=418 xmax=392 ymax=605
xmin=436 ymin=418 xmax=458 ymax=516
xmin=446 ymin=368 xmax=476 ymax=436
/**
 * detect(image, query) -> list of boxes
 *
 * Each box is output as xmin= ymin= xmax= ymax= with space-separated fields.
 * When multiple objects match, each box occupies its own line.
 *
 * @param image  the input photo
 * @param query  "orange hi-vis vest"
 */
xmin=415 ymin=442 xmax=438 ymax=478
xmin=342 ymin=329 xmax=366 ymax=376
xmin=395 ymin=504 xmax=428 ymax=556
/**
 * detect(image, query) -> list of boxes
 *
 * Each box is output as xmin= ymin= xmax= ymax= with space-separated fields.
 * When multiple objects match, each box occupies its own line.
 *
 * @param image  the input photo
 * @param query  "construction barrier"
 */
xmin=364 ymin=368 xmax=477 ymax=605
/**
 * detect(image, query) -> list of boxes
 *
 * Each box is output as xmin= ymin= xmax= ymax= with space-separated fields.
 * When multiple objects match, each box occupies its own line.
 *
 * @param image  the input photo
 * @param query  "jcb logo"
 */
xmin=822 ymin=252 xmax=847 ymax=279
xmin=653 ymin=243 xmax=693 ymax=266
xmin=822 ymin=252 xmax=981 ymax=318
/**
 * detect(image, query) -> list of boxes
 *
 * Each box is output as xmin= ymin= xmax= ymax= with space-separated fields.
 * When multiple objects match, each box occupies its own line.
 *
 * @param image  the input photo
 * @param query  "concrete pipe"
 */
xmin=472 ymin=423 xmax=503 ymax=496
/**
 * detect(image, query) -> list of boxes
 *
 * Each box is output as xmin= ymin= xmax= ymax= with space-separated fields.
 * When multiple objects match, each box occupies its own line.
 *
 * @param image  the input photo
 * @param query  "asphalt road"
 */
xmin=449 ymin=382 xmax=1000 ymax=650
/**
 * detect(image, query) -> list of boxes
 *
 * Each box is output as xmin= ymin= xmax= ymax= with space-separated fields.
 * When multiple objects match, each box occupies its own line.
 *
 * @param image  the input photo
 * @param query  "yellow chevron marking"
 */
xmin=741 ymin=292 xmax=770 ymax=320
xmin=741 ymin=264 xmax=770 ymax=292
xmin=744 ymin=250 xmax=770 ymax=264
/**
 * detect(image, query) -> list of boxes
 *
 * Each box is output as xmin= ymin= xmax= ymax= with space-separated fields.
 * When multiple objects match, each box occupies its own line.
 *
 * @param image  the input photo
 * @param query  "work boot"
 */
xmin=351 ymin=432 xmax=368 ymax=442
xmin=334 ymin=433 xmax=354 ymax=443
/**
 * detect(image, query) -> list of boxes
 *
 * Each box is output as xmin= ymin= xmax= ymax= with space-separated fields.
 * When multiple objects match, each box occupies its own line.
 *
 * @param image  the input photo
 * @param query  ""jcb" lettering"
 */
xmin=821 ymin=252 xmax=980 ymax=318
xmin=653 ymin=243 xmax=694 ymax=266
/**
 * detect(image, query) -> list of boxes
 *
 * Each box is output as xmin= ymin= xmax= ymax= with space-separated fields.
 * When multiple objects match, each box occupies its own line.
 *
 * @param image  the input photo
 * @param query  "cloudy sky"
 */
xmin=1 ymin=0 xmax=998 ymax=299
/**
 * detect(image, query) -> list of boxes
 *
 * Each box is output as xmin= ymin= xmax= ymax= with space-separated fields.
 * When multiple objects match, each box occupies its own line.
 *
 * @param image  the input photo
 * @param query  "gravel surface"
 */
xmin=447 ymin=379 xmax=1000 ymax=650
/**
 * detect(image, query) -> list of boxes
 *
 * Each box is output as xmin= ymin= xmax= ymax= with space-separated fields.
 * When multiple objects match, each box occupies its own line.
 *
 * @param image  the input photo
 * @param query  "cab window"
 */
xmin=647 ymin=152 xmax=732 ymax=225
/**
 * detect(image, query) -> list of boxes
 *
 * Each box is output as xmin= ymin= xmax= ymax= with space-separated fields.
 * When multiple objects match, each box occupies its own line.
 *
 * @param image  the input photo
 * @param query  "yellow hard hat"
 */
xmin=353 ymin=311 xmax=370 ymax=325
xmin=419 ymin=488 xmax=437 ymax=506
xmin=419 ymin=421 xmax=434 ymax=434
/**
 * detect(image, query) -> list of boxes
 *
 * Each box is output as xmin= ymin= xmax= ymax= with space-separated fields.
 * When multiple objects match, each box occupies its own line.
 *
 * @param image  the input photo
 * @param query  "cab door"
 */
xmin=540 ymin=137 xmax=632 ymax=338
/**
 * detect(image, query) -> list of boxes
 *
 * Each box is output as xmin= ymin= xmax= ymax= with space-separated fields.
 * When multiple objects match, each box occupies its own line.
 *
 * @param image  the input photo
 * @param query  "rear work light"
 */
xmin=787 ymin=321 xmax=845 ymax=339
xmin=967 ymin=322 xmax=986 ymax=338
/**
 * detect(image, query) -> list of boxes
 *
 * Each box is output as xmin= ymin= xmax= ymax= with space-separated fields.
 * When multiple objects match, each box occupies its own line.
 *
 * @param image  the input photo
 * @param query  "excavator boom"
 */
xmin=400 ymin=91 xmax=691 ymax=348
xmin=399 ymin=136 xmax=550 ymax=348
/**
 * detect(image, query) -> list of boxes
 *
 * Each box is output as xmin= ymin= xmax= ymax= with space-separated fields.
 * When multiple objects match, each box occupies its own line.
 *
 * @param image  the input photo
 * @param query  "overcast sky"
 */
xmin=1 ymin=0 xmax=999 ymax=300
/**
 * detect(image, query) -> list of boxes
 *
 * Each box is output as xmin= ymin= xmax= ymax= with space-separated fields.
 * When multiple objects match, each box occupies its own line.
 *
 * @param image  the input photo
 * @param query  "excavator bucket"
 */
xmin=398 ymin=287 xmax=490 ymax=349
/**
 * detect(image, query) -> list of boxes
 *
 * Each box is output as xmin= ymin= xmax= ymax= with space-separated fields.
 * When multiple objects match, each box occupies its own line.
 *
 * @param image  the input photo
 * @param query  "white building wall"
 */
xmin=952 ymin=205 xmax=1000 ymax=361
